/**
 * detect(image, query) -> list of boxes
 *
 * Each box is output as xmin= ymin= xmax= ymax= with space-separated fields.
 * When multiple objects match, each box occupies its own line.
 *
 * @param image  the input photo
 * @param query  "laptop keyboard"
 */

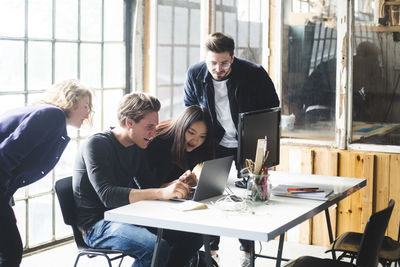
xmin=184 ymin=188 xmax=195 ymax=200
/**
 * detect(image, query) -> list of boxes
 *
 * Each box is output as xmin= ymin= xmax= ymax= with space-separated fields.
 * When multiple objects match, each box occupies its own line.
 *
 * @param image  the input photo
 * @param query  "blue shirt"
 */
xmin=0 ymin=104 xmax=70 ymax=200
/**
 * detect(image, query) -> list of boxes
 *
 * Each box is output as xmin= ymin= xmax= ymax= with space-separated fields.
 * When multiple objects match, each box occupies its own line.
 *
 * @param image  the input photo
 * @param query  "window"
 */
xmin=152 ymin=0 xmax=201 ymax=121
xmin=0 ymin=0 xmax=126 ymax=252
xmin=281 ymin=0 xmax=337 ymax=142
xmin=151 ymin=0 xmax=269 ymax=120
xmin=350 ymin=0 xmax=400 ymax=147
xmin=215 ymin=0 xmax=267 ymax=65
xmin=280 ymin=0 xmax=400 ymax=150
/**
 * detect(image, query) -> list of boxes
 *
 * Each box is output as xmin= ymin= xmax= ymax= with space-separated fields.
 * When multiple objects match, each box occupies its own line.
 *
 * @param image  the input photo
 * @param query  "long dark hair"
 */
xmin=157 ymin=105 xmax=215 ymax=169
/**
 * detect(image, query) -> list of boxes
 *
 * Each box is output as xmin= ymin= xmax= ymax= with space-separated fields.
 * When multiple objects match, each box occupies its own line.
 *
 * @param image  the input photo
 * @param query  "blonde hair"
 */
xmin=40 ymin=79 xmax=94 ymax=119
xmin=117 ymin=92 xmax=161 ymax=126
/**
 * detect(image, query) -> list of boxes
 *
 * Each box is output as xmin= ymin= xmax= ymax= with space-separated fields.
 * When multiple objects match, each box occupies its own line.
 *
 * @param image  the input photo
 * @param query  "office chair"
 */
xmin=326 ymin=210 xmax=400 ymax=267
xmin=284 ymin=199 xmax=395 ymax=267
xmin=55 ymin=176 xmax=128 ymax=267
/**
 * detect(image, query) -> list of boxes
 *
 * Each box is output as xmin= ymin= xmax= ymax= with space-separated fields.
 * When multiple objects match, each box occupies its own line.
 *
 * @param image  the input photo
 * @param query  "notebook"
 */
xmin=173 ymin=155 xmax=234 ymax=202
xmin=271 ymin=184 xmax=334 ymax=200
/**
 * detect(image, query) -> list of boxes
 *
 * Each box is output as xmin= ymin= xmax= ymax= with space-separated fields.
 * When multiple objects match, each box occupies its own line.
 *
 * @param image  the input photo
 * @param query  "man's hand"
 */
xmin=162 ymin=181 xmax=191 ymax=199
xmin=178 ymin=170 xmax=198 ymax=187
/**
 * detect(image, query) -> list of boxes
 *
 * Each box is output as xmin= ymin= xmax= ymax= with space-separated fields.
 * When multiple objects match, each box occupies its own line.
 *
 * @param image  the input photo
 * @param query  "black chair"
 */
xmin=55 ymin=176 xmax=128 ymax=267
xmin=284 ymin=199 xmax=395 ymax=267
xmin=327 ymin=210 xmax=400 ymax=266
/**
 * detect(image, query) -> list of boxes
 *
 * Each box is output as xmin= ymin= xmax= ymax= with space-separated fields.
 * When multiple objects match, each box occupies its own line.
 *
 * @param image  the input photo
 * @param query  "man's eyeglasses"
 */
xmin=207 ymin=61 xmax=231 ymax=70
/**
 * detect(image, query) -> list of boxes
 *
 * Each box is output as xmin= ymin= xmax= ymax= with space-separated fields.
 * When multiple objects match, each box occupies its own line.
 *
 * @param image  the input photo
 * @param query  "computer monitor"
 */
xmin=237 ymin=107 xmax=281 ymax=173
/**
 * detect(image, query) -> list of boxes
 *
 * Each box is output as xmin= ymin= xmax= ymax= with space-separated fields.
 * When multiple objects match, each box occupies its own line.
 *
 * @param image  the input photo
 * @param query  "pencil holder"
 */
xmin=246 ymin=173 xmax=271 ymax=202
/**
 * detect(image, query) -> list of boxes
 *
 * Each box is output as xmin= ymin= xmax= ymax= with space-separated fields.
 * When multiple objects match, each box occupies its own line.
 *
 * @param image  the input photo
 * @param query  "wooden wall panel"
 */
xmin=298 ymin=149 xmax=313 ymax=244
xmin=388 ymin=155 xmax=400 ymax=239
xmin=311 ymin=149 xmax=338 ymax=246
xmin=375 ymin=154 xmax=390 ymax=217
xmin=337 ymin=152 xmax=365 ymax=236
xmin=361 ymin=154 xmax=374 ymax=231
xmin=276 ymin=145 xmax=290 ymax=172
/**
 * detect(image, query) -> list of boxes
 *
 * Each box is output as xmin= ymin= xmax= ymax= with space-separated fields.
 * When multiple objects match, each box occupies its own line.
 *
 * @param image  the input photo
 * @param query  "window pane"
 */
xmin=28 ymin=41 xmax=52 ymax=91
xmin=158 ymin=86 xmax=171 ymax=122
xmin=28 ymin=0 xmax=52 ymax=39
xmin=81 ymin=0 xmax=102 ymax=41
xmin=216 ymin=1 xmax=264 ymax=64
xmin=91 ymin=89 xmax=103 ymax=133
xmin=81 ymin=43 xmax=102 ymax=88
xmin=55 ymin=42 xmax=78 ymax=82
xmin=189 ymin=47 xmax=200 ymax=66
xmin=281 ymin=0 xmax=337 ymax=141
xmin=0 ymin=0 xmax=24 ymax=37
xmin=55 ymin=140 xmax=78 ymax=180
xmin=0 ymin=41 xmax=24 ymax=92
xmin=29 ymin=195 xmax=52 ymax=246
xmin=224 ymin=13 xmax=237 ymax=38
xmin=15 ymin=200 xmax=27 ymax=247
xmin=350 ymin=0 xmax=400 ymax=145
xmin=103 ymin=89 xmax=123 ymax=129
xmin=55 ymin=0 xmax=78 ymax=40
xmin=104 ymin=43 xmax=125 ymax=88
xmin=0 ymin=95 xmax=25 ymax=116
xmin=55 ymin=195 xmax=71 ymax=239
xmin=158 ymin=5 xmax=173 ymax=45
xmin=189 ymin=9 xmax=200 ymax=45
xmin=28 ymin=172 xmax=52 ymax=196
xmin=104 ymin=0 xmax=123 ymax=41
xmin=174 ymin=7 xmax=188 ymax=44
xmin=158 ymin=46 xmax=171 ymax=87
xmin=173 ymin=47 xmax=187 ymax=85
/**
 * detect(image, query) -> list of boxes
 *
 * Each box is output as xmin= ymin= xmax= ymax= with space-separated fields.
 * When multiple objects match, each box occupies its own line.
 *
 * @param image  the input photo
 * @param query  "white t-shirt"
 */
xmin=213 ymin=79 xmax=238 ymax=148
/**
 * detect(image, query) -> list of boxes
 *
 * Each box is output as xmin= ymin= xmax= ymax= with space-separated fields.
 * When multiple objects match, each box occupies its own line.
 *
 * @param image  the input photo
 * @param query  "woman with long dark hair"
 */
xmin=147 ymin=105 xmax=215 ymax=188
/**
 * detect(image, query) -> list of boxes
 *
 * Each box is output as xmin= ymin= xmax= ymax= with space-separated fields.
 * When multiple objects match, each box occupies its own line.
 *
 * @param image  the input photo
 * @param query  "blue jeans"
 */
xmin=83 ymin=219 xmax=203 ymax=267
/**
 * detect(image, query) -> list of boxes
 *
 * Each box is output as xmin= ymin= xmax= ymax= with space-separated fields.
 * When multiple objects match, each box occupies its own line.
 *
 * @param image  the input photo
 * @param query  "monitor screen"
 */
xmin=237 ymin=107 xmax=281 ymax=172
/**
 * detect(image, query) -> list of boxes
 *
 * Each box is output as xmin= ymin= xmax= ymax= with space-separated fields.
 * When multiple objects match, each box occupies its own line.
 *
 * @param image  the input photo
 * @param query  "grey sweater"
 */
xmin=73 ymin=129 xmax=158 ymax=231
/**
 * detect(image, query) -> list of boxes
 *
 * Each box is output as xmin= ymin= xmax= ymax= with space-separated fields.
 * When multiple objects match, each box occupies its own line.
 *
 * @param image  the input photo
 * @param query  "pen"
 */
xmin=287 ymin=187 xmax=319 ymax=192
xmin=287 ymin=190 xmax=324 ymax=194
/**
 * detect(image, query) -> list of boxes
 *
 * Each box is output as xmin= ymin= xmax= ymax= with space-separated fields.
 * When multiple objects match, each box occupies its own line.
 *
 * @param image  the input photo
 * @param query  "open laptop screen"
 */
xmin=237 ymin=107 xmax=281 ymax=172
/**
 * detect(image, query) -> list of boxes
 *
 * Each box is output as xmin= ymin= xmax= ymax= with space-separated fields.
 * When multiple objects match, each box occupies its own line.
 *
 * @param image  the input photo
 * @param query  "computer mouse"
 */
xmin=229 ymin=194 xmax=243 ymax=202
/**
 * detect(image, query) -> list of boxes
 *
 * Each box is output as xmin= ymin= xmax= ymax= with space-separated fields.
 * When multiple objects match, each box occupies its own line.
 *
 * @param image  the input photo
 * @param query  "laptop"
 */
xmin=174 ymin=155 xmax=234 ymax=202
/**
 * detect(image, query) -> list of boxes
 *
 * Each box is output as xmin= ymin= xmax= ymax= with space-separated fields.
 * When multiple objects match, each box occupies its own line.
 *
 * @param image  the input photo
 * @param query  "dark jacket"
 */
xmin=0 ymin=104 xmax=70 ymax=201
xmin=184 ymin=57 xmax=280 ymax=143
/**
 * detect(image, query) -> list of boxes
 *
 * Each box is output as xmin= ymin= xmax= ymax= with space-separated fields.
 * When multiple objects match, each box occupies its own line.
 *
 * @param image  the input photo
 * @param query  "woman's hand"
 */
xmin=178 ymin=170 xmax=198 ymax=187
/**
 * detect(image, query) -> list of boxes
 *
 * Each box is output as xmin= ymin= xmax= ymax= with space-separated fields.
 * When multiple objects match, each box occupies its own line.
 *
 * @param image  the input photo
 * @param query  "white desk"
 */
xmin=105 ymin=171 xmax=366 ymax=267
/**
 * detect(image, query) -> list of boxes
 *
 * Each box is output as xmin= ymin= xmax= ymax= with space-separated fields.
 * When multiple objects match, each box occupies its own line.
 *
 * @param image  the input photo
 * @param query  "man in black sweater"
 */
xmin=73 ymin=92 xmax=202 ymax=267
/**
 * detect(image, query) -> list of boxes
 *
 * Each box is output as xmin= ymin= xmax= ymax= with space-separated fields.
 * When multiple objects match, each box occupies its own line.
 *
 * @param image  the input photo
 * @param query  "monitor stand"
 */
xmin=235 ymin=167 xmax=249 ymax=188
xmin=234 ymin=178 xmax=247 ymax=188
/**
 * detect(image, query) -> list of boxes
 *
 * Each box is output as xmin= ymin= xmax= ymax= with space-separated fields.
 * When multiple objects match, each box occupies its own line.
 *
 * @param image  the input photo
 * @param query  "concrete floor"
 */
xmin=21 ymin=237 xmax=330 ymax=267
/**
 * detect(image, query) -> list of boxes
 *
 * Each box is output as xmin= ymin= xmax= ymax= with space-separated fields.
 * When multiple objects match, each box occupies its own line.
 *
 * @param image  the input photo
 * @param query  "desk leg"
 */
xmin=276 ymin=233 xmax=285 ymax=267
xmin=250 ymin=241 xmax=255 ymax=267
xmin=202 ymin=235 xmax=213 ymax=267
xmin=151 ymin=228 xmax=164 ymax=267
xmin=325 ymin=209 xmax=336 ymax=260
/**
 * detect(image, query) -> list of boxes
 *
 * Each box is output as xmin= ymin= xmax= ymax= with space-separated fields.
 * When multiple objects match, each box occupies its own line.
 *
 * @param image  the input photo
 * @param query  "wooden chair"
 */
xmin=55 ymin=176 xmax=128 ymax=267
xmin=284 ymin=199 xmax=395 ymax=267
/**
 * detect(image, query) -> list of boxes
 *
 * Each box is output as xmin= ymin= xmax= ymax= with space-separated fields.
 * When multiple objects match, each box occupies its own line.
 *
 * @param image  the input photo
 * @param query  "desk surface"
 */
xmin=104 ymin=171 xmax=366 ymax=242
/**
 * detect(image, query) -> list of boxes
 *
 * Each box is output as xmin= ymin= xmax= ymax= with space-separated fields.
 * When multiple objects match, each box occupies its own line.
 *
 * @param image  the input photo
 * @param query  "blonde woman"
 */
xmin=0 ymin=79 xmax=93 ymax=267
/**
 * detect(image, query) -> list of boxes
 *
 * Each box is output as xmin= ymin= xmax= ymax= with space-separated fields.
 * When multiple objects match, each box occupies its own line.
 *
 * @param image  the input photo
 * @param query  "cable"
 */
xmin=211 ymin=195 xmax=248 ymax=212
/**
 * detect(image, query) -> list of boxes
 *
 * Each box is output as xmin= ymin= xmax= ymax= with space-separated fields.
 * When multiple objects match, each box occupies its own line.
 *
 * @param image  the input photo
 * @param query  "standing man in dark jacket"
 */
xmin=184 ymin=32 xmax=279 ymax=267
